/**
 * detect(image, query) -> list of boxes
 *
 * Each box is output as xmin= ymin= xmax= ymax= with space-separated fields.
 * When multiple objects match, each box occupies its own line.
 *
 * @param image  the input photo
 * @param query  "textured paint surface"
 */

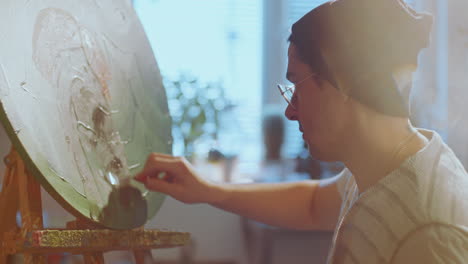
xmin=4 ymin=229 xmax=189 ymax=254
xmin=0 ymin=0 xmax=172 ymax=229
xmin=0 ymin=64 xmax=11 ymax=97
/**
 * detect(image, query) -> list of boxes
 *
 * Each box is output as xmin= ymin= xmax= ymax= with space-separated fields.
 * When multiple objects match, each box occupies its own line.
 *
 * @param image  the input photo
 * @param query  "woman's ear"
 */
xmin=393 ymin=64 xmax=417 ymax=103
xmin=322 ymin=76 xmax=349 ymax=102
xmin=393 ymin=64 xmax=416 ymax=91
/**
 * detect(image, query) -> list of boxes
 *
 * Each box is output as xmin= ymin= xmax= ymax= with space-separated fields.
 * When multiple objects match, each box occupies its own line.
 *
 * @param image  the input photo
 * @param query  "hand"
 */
xmin=134 ymin=153 xmax=220 ymax=204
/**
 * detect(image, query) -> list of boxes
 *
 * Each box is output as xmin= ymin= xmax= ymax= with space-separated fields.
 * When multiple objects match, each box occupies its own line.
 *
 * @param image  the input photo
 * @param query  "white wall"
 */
xmin=147 ymin=198 xmax=248 ymax=263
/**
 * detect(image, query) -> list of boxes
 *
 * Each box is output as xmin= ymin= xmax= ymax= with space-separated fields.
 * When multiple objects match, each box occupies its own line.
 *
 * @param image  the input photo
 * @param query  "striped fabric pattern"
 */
xmin=327 ymin=130 xmax=468 ymax=263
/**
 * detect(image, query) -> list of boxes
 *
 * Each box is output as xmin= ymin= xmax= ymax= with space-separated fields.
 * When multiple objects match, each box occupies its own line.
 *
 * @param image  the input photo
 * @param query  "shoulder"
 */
xmin=410 ymin=129 xmax=468 ymax=223
xmin=390 ymin=223 xmax=468 ymax=263
xmin=366 ymin=129 xmax=468 ymax=224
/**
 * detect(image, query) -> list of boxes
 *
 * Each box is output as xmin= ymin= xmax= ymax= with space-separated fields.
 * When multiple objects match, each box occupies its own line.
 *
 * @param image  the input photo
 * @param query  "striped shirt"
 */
xmin=327 ymin=129 xmax=468 ymax=263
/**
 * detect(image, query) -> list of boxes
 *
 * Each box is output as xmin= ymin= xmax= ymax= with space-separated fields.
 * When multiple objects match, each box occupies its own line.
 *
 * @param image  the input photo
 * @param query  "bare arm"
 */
xmin=135 ymin=153 xmax=342 ymax=230
xmin=210 ymin=177 xmax=342 ymax=230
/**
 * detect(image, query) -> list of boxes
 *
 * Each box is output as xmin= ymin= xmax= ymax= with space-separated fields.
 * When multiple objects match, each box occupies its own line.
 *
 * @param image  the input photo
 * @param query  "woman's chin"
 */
xmin=306 ymin=142 xmax=338 ymax=162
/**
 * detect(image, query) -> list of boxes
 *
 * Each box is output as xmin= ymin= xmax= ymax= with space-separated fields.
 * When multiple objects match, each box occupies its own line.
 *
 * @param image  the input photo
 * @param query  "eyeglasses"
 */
xmin=277 ymin=73 xmax=316 ymax=109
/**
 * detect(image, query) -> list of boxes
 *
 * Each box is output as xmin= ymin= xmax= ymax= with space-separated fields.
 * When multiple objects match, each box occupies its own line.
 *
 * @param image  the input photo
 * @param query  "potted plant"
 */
xmin=164 ymin=75 xmax=234 ymax=160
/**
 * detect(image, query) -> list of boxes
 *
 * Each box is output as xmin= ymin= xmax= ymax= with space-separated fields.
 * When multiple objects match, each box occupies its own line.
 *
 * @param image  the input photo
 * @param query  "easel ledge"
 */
xmin=0 ymin=148 xmax=190 ymax=264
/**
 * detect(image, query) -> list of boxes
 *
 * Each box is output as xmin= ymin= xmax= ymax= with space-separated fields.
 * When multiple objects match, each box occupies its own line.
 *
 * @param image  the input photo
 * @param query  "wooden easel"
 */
xmin=0 ymin=148 xmax=189 ymax=264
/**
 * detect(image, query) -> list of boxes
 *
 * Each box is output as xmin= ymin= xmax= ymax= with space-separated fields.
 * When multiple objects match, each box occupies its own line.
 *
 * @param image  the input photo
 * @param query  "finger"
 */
xmin=134 ymin=167 xmax=166 ymax=182
xmin=134 ymin=172 xmax=147 ymax=182
xmin=158 ymin=172 xmax=175 ymax=183
xmin=145 ymin=156 xmax=188 ymax=176
xmin=148 ymin=152 xmax=176 ymax=159
xmin=144 ymin=176 xmax=177 ymax=195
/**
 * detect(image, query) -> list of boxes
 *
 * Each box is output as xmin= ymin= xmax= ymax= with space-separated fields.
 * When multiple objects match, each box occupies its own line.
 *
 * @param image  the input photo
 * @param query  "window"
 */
xmin=133 ymin=0 xmax=263 ymax=161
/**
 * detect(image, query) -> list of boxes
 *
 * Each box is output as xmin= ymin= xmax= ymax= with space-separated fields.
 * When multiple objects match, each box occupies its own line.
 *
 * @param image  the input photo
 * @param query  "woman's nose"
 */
xmin=285 ymin=103 xmax=298 ymax=121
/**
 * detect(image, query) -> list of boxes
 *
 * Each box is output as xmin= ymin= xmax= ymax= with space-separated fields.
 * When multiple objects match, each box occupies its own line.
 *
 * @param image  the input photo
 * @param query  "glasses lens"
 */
xmin=283 ymin=86 xmax=294 ymax=104
xmin=277 ymin=84 xmax=296 ymax=107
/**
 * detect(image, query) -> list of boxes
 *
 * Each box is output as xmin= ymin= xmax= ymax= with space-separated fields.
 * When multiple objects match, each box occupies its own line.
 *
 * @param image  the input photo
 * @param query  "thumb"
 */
xmin=144 ymin=176 xmax=178 ymax=195
xmin=134 ymin=171 xmax=147 ymax=182
xmin=134 ymin=167 xmax=165 ymax=183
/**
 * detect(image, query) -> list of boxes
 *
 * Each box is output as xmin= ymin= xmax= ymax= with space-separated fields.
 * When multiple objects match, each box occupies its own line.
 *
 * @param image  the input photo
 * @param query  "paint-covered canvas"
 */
xmin=0 ymin=0 xmax=172 ymax=229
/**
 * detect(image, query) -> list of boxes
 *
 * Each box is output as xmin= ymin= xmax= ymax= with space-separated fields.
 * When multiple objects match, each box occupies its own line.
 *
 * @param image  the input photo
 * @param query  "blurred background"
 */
xmin=1 ymin=0 xmax=468 ymax=263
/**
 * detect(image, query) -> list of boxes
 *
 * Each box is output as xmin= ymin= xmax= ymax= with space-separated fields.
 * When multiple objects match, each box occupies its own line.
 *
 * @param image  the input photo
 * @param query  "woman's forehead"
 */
xmin=287 ymin=43 xmax=299 ymax=59
xmin=287 ymin=44 xmax=308 ymax=74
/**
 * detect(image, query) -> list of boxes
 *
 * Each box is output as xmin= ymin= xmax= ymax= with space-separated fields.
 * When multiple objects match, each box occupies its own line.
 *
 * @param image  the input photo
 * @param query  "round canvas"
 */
xmin=0 ymin=0 xmax=172 ymax=229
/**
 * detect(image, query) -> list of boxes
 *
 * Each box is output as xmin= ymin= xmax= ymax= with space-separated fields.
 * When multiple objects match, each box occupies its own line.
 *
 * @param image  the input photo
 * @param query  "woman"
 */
xmin=136 ymin=0 xmax=468 ymax=262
